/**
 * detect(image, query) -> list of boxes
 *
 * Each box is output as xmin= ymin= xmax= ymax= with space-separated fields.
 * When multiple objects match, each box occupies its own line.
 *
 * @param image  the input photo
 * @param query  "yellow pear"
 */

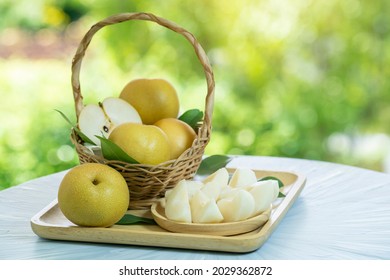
xmin=154 ymin=118 xmax=196 ymax=160
xmin=108 ymin=122 xmax=170 ymax=165
xmin=119 ymin=78 xmax=179 ymax=125
xmin=57 ymin=163 xmax=129 ymax=227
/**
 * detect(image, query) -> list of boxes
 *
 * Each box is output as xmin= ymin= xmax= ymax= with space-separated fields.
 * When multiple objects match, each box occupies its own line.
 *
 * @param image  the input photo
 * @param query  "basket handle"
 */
xmin=71 ymin=12 xmax=215 ymax=137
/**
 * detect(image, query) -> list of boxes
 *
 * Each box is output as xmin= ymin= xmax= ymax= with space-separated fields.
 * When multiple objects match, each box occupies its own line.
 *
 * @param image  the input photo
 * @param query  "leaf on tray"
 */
xmin=178 ymin=109 xmax=203 ymax=130
xmin=116 ymin=214 xmax=157 ymax=225
xmin=96 ymin=136 xmax=139 ymax=164
xmin=278 ymin=192 xmax=286 ymax=198
xmin=258 ymin=176 xmax=286 ymax=198
xmin=196 ymin=155 xmax=232 ymax=175
xmin=258 ymin=176 xmax=284 ymax=188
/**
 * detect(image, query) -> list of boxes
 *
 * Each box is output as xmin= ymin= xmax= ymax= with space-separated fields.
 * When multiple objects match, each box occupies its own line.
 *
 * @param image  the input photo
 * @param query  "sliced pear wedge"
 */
xmin=185 ymin=180 xmax=204 ymax=199
xmin=165 ymin=180 xmax=202 ymax=201
xmin=203 ymin=167 xmax=229 ymax=185
xmin=249 ymin=180 xmax=279 ymax=216
xmin=217 ymin=189 xmax=255 ymax=222
xmin=190 ymin=190 xmax=223 ymax=223
xmin=229 ymin=168 xmax=258 ymax=188
xmin=201 ymin=180 xmax=224 ymax=201
xmin=164 ymin=180 xmax=192 ymax=223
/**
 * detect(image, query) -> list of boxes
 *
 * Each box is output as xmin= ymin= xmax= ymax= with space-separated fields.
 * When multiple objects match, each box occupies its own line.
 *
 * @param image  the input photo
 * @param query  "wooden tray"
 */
xmin=30 ymin=168 xmax=306 ymax=253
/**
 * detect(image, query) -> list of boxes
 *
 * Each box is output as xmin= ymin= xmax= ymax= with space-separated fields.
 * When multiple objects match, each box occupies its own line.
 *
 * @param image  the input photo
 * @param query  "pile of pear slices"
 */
xmin=161 ymin=167 xmax=280 ymax=224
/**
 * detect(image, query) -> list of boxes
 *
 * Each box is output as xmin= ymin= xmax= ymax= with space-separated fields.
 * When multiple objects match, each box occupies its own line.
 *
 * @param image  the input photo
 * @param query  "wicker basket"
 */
xmin=70 ymin=13 xmax=215 ymax=209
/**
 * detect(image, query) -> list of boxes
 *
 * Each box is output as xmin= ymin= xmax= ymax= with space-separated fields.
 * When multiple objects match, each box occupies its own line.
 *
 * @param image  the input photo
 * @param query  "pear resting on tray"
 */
xmin=161 ymin=168 xmax=280 ymax=224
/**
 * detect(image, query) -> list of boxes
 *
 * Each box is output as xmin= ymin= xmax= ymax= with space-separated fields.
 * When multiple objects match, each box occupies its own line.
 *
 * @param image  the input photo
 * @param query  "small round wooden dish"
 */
xmin=151 ymin=202 xmax=271 ymax=236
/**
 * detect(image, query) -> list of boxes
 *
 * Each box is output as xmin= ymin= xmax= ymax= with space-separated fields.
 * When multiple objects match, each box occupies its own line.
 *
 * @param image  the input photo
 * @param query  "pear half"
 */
xmin=78 ymin=104 xmax=110 ymax=145
xmin=78 ymin=97 xmax=141 ymax=145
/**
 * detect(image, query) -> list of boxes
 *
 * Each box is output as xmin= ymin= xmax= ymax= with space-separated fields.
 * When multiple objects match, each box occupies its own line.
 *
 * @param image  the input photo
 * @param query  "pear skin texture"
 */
xmin=119 ymin=78 xmax=179 ymax=125
xmin=58 ymin=163 xmax=129 ymax=227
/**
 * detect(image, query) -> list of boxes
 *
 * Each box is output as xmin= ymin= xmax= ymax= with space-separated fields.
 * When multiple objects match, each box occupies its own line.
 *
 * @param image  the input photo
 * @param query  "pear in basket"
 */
xmin=119 ymin=78 xmax=180 ymax=125
xmin=108 ymin=122 xmax=171 ymax=165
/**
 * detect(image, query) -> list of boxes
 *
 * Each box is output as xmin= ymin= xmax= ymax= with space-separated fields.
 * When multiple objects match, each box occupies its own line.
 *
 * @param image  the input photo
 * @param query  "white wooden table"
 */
xmin=1 ymin=156 xmax=389 ymax=259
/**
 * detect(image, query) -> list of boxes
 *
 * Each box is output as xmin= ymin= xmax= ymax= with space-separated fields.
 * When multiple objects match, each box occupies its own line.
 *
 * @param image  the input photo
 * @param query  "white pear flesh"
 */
xmin=164 ymin=181 xmax=192 ymax=223
xmin=217 ymin=189 xmax=255 ymax=222
xmin=249 ymin=180 xmax=279 ymax=216
xmin=203 ymin=167 xmax=229 ymax=186
xmin=218 ymin=185 xmax=234 ymax=200
xmin=184 ymin=180 xmax=204 ymax=199
xmin=165 ymin=179 xmax=203 ymax=201
xmin=201 ymin=180 xmax=224 ymax=201
xmin=78 ymin=104 xmax=110 ymax=145
xmin=101 ymin=97 xmax=142 ymax=126
xmin=256 ymin=179 xmax=279 ymax=201
xmin=229 ymin=168 xmax=258 ymax=188
xmin=190 ymin=190 xmax=223 ymax=223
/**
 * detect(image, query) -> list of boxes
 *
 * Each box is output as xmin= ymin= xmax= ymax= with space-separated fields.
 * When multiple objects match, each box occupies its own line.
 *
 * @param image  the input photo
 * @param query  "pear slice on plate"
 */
xmin=164 ymin=180 xmax=192 ymax=223
xmin=202 ymin=167 xmax=229 ymax=186
xmin=190 ymin=190 xmax=223 ymax=223
xmin=217 ymin=189 xmax=255 ymax=222
xmin=151 ymin=202 xmax=271 ymax=236
xmin=229 ymin=168 xmax=258 ymax=188
xmin=249 ymin=180 xmax=279 ymax=216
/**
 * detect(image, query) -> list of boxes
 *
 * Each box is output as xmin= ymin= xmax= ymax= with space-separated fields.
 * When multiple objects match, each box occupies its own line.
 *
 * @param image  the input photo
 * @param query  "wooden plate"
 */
xmin=30 ymin=168 xmax=306 ymax=253
xmin=151 ymin=202 xmax=271 ymax=236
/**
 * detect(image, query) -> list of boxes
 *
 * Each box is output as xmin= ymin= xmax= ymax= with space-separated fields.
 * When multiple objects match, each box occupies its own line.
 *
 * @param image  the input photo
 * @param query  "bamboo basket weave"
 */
xmin=70 ymin=13 xmax=215 ymax=209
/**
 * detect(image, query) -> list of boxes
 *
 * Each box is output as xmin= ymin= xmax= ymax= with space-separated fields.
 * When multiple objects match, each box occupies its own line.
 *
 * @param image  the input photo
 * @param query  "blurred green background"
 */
xmin=1 ymin=0 xmax=390 ymax=190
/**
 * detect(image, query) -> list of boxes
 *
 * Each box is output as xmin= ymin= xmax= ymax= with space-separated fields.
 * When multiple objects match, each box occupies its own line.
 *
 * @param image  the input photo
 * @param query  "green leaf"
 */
xmin=258 ymin=176 xmax=286 ymax=198
xmin=278 ymin=192 xmax=286 ymax=198
xmin=258 ymin=176 xmax=284 ymax=188
xmin=96 ymin=136 xmax=139 ymax=164
xmin=196 ymin=155 xmax=232 ymax=175
xmin=116 ymin=214 xmax=157 ymax=225
xmin=178 ymin=109 xmax=203 ymax=130
xmin=55 ymin=109 xmax=96 ymax=145
xmin=55 ymin=109 xmax=75 ymax=127
xmin=74 ymin=128 xmax=97 ymax=146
